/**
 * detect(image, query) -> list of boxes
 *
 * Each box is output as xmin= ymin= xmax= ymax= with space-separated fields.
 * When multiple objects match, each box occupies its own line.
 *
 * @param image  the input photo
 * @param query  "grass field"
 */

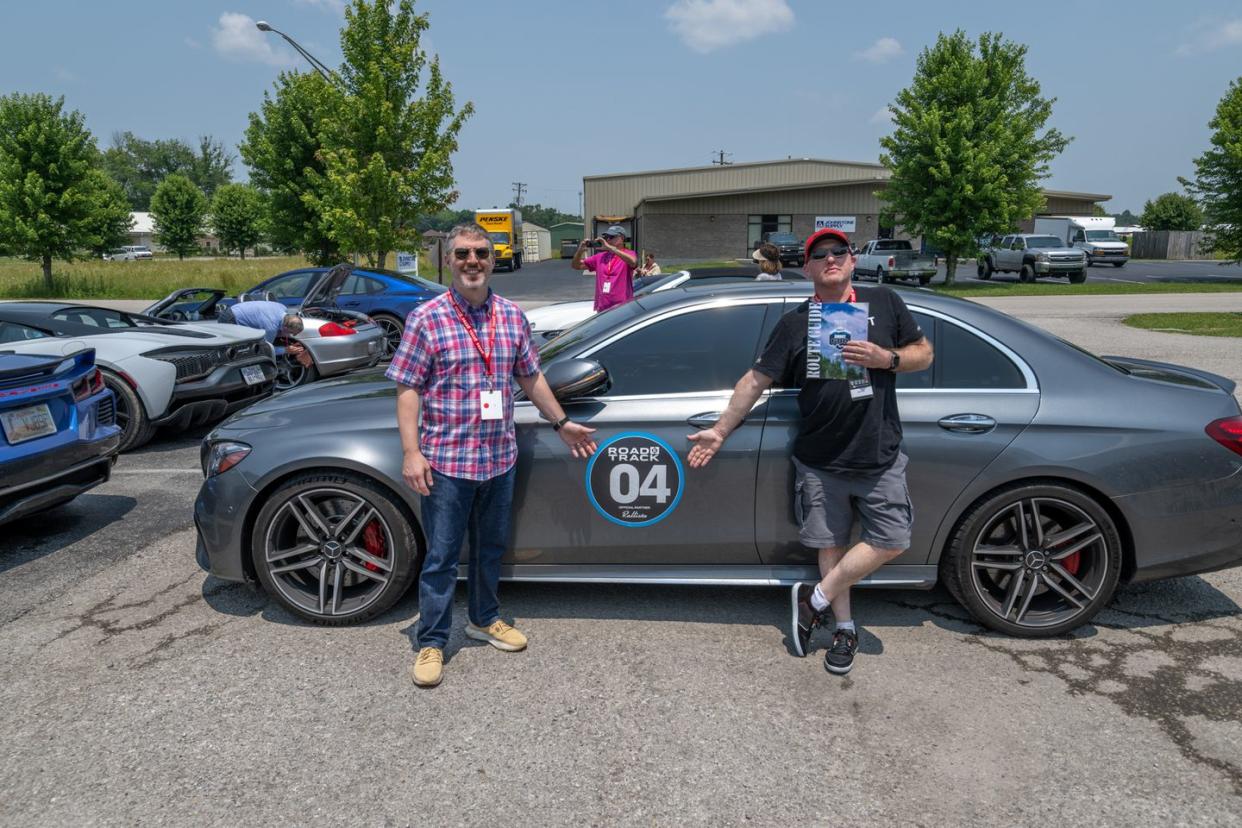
xmin=0 ymin=252 xmax=438 ymax=300
xmin=1123 ymin=312 xmax=1242 ymax=337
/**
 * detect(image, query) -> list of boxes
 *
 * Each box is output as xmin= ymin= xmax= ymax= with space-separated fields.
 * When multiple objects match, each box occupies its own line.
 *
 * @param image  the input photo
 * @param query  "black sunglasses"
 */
xmin=809 ymin=245 xmax=853 ymax=260
xmin=452 ymin=247 xmax=491 ymax=260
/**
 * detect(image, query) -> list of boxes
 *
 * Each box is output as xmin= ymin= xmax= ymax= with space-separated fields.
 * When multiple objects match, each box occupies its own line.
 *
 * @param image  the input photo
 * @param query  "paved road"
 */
xmin=2 ymin=281 xmax=1242 ymax=824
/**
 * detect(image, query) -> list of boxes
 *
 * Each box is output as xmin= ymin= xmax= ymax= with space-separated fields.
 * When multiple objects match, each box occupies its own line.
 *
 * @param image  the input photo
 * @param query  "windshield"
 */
xmin=875 ymin=240 xmax=913 ymax=251
xmin=487 ymin=232 xmax=508 ymax=244
xmin=1085 ymin=230 xmax=1120 ymax=241
xmin=538 ymin=301 xmax=643 ymax=361
xmin=1026 ymin=236 xmax=1063 ymax=249
xmin=634 ymin=273 xmax=682 ymax=296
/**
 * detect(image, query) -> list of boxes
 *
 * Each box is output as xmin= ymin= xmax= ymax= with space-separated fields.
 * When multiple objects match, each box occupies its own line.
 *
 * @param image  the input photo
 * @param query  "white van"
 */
xmin=1033 ymin=216 xmax=1129 ymax=268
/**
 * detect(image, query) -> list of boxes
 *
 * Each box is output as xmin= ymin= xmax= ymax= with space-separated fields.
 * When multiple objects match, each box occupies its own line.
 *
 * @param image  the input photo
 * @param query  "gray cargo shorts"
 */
xmin=792 ymin=452 xmax=913 ymax=551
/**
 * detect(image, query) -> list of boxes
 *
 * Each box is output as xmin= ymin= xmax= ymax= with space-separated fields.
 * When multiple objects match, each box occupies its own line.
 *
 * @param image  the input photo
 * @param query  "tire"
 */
xmin=515 ymin=254 xmax=522 ymax=270
xmin=1068 ymin=270 xmax=1086 ymax=284
xmin=918 ymin=275 xmax=932 ymax=286
xmin=940 ymin=482 xmax=1122 ymax=637
xmin=102 ymin=370 xmax=156 ymax=452
xmin=877 ymin=267 xmax=889 ymax=284
xmin=1113 ymin=261 xmax=1124 ymax=268
xmin=1085 ymin=255 xmax=1094 ymax=268
xmin=1020 ymin=263 xmax=1036 ymax=283
xmin=275 ymin=354 xmax=319 ymax=391
xmin=371 ymin=313 xmax=404 ymax=361
xmin=250 ymin=472 xmax=422 ymax=625
xmin=979 ymin=258 xmax=994 ymax=280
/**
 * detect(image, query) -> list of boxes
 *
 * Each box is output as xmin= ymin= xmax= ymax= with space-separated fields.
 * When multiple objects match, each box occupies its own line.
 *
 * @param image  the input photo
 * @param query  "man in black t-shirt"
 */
xmin=687 ymin=228 xmax=933 ymax=675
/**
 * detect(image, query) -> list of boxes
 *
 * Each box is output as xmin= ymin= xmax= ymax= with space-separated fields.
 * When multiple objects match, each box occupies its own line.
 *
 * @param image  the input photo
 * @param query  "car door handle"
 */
xmin=340 ymin=300 xmax=360 ymax=307
xmin=687 ymin=412 xmax=722 ymax=429
xmin=938 ymin=413 xmax=997 ymax=434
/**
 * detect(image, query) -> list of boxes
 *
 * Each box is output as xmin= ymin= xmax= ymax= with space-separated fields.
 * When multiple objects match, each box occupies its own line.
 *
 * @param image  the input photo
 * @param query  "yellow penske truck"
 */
xmin=474 ymin=208 xmax=524 ymax=271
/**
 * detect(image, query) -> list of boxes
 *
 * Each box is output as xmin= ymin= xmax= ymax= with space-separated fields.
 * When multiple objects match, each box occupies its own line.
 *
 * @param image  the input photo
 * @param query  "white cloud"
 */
xmin=869 ymin=106 xmax=892 ymax=125
xmin=293 ymin=0 xmax=347 ymax=12
xmin=664 ymin=0 xmax=794 ymax=54
xmin=1175 ymin=19 xmax=1242 ymax=56
xmin=211 ymin=12 xmax=293 ymax=66
xmin=854 ymin=37 xmax=903 ymax=63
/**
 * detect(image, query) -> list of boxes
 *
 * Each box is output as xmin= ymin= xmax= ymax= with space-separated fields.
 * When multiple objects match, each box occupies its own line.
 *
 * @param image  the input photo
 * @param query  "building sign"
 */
xmin=814 ymin=216 xmax=857 ymax=233
xmin=586 ymin=433 xmax=684 ymax=528
xmin=395 ymin=251 xmax=419 ymax=275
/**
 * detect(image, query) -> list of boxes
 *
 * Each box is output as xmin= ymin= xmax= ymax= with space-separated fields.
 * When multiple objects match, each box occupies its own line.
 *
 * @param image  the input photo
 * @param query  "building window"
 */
xmin=747 ymin=214 xmax=792 ymax=251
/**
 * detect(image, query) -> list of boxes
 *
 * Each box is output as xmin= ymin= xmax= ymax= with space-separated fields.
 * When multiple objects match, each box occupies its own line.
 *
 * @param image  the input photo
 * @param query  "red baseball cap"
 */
xmin=804 ymin=227 xmax=852 ymax=260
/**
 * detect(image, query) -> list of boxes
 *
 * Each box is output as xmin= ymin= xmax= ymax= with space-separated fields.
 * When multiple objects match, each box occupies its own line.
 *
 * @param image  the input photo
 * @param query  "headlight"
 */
xmin=1035 ymin=252 xmax=1049 ymax=261
xmin=203 ymin=441 xmax=251 ymax=477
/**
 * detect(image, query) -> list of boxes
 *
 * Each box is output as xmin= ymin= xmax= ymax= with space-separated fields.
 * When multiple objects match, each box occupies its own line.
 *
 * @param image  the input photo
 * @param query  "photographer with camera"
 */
xmin=570 ymin=224 xmax=638 ymax=312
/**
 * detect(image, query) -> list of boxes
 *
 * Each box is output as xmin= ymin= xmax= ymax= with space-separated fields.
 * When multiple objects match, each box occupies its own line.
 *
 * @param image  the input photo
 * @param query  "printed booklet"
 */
xmin=807 ymin=302 xmax=873 ymax=400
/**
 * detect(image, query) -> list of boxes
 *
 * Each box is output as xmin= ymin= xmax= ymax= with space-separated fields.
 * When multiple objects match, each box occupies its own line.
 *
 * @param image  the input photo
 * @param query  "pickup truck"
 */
xmin=760 ymin=231 xmax=804 ymax=266
xmin=853 ymin=239 xmax=936 ymax=285
xmin=978 ymin=234 xmax=1086 ymax=283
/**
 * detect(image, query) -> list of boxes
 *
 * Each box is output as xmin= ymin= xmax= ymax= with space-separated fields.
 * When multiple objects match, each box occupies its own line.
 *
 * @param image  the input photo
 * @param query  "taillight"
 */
xmin=73 ymin=368 xmax=104 ymax=401
xmin=1206 ymin=416 xmax=1242 ymax=457
xmin=887 ymin=256 xmax=896 ymax=268
xmin=319 ymin=322 xmax=357 ymax=336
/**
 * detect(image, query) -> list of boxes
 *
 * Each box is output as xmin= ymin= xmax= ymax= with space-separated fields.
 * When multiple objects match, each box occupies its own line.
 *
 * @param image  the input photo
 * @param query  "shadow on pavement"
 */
xmin=0 ymin=494 xmax=137 ymax=574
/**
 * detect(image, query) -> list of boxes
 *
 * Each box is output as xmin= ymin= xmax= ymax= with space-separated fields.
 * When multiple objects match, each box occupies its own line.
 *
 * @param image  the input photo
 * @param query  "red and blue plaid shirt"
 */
xmin=386 ymin=288 xmax=540 ymax=481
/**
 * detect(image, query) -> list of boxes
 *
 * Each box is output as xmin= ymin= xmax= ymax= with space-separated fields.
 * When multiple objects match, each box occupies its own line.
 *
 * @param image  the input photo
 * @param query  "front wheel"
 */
xmin=979 ymin=258 xmax=994 ymax=280
xmin=1085 ymin=255 xmax=1094 ymax=267
xmin=941 ymin=483 xmax=1122 ymax=637
xmin=1069 ymin=270 xmax=1087 ymax=284
xmin=1113 ymin=261 xmax=1125 ymax=268
xmin=251 ymin=472 xmax=422 ymax=625
xmin=1020 ymin=263 xmax=1036 ymax=283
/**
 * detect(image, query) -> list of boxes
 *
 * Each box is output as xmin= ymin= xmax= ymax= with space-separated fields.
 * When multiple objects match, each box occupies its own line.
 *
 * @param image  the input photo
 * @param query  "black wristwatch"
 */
xmin=552 ymin=415 xmax=571 ymax=431
xmin=888 ymin=349 xmax=901 ymax=371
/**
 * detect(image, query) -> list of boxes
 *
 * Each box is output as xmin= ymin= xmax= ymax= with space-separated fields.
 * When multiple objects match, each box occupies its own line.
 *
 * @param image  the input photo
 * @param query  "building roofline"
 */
xmin=639 ymin=177 xmax=889 ymax=204
xmin=1042 ymin=189 xmax=1112 ymax=202
xmin=584 ymin=157 xmax=886 ymax=181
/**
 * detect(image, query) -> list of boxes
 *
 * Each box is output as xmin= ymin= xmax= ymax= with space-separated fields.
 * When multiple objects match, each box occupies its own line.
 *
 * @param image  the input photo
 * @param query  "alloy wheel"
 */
xmin=374 ymin=316 xmax=402 ymax=360
xmin=262 ymin=487 xmax=395 ymax=618
xmin=968 ymin=496 xmax=1110 ymax=630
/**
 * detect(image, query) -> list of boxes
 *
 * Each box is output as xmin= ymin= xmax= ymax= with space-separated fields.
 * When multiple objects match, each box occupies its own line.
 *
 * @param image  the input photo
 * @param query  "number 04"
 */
xmin=609 ymin=464 xmax=671 ymax=504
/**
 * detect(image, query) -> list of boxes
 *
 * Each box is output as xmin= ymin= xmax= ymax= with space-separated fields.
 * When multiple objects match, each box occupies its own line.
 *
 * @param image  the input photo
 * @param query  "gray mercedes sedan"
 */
xmin=193 ymin=283 xmax=1242 ymax=636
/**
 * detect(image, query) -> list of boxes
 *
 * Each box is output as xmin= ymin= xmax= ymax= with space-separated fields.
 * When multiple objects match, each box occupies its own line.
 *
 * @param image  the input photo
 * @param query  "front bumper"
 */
xmin=1034 ymin=260 xmax=1086 ymax=273
xmin=1087 ymin=250 xmax=1129 ymax=263
xmin=193 ymin=465 xmax=261 ymax=582
xmin=0 ymin=433 xmax=120 ymax=525
xmin=1116 ymin=466 xmax=1242 ymax=582
xmin=154 ymin=357 xmax=276 ymax=430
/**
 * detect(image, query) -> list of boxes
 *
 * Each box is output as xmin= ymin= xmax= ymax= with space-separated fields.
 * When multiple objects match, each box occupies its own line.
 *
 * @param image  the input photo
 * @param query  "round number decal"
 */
xmin=586 ymin=432 xmax=684 ymax=527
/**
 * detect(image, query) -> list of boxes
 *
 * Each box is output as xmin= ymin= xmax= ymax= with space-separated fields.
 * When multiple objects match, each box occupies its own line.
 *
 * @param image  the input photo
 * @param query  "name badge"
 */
xmin=480 ymin=390 xmax=502 ymax=421
xmin=601 ymin=280 xmax=612 ymax=294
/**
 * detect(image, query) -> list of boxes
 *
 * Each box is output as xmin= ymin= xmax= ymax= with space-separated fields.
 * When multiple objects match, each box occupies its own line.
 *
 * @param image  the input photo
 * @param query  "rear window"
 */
xmin=874 ymin=240 xmax=913 ymax=251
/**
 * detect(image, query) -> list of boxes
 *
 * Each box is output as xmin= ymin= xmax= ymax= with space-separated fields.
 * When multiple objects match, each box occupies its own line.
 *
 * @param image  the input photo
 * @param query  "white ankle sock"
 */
xmin=836 ymin=619 xmax=856 ymax=633
xmin=810 ymin=584 xmax=830 ymax=612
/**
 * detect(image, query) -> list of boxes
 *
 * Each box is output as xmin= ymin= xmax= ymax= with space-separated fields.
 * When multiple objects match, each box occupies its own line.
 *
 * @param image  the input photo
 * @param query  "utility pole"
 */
xmin=711 ymin=150 xmax=732 ymax=166
xmin=512 ymin=181 xmax=527 ymax=207
xmin=578 ymin=190 xmax=583 ymax=220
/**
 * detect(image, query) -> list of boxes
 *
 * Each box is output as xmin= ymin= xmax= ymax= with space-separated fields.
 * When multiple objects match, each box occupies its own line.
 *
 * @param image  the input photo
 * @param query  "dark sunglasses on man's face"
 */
xmin=452 ymin=247 xmax=491 ymax=261
xmin=809 ymin=245 xmax=853 ymax=261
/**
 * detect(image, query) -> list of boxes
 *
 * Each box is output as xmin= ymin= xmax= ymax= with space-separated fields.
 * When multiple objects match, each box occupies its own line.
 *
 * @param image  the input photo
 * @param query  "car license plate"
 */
xmin=241 ymin=365 xmax=265 ymax=386
xmin=0 ymin=403 xmax=57 ymax=444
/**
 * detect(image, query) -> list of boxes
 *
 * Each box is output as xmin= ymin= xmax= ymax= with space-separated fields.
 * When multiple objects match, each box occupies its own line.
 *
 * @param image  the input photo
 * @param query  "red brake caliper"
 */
xmin=362 ymin=520 xmax=387 ymax=571
xmin=1062 ymin=549 xmax=1082 ymax=575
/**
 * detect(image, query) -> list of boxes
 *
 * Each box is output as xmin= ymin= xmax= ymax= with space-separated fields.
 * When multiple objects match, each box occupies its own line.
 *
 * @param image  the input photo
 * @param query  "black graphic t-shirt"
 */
xmin=753 ymin=285 xmax=923 ymax=474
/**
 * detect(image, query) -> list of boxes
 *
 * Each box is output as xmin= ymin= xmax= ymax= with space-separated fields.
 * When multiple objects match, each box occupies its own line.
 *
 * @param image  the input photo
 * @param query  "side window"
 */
xmin=263 ymin=272 xmax=314 ymax=299
xmin=592 ymin=304 xmax=766 ymax=397
xmin=341 ymin=274 xmax=365 ymax=295
xmin=896 ymin=312 xmax=935 ymax=390
xmin=1072 ymin=230 xmax=1086 ymax=243
xmin=0 ymin=322 xmax=53 ymax=343
xmin=362 ymin=276 xmax=386 ymax=294
xmin=937 ymin=321 xmax=1025 ymax=389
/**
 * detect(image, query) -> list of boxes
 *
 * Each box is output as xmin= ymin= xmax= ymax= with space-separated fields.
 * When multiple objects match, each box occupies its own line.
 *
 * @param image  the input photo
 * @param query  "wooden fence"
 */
xmin=1128 ymin=230 xmax=1212 ymax=260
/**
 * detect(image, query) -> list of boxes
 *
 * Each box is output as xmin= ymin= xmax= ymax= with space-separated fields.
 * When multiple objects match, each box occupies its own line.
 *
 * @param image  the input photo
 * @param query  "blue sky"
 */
xmin=5 ymin=0 xmax=1242 ymax=216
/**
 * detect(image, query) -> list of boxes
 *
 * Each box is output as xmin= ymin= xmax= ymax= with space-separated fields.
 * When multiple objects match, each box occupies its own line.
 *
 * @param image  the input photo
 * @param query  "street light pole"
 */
xmin=255 ymin=20 xmax=338 ymax=84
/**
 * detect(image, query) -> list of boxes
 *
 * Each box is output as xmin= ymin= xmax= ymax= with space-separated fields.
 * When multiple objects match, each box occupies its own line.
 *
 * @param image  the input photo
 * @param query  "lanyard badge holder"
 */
xmin=449 ymin=298 xmax=503 ymax=421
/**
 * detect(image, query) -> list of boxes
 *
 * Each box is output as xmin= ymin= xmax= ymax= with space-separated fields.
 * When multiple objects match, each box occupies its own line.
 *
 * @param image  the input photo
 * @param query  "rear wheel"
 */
xmin=877 ymin=267 xmax=889 ymax=284
xmin=1020 ymin=263 xmax=1036 ymax=283
xmin=102 ymin=370 xmax=155 ymax=452
xmin=251 ymin=472 xmax=421 ymax=625
xmin=978 ymin=258 xmax=994 ymax=280
xmin=918 ymin=275 xmax=932 ymax=286
xmin=371 ymin=313 xmax=404 ymax=361
xmin=941 ymin=482 xmax=1122 ymax=636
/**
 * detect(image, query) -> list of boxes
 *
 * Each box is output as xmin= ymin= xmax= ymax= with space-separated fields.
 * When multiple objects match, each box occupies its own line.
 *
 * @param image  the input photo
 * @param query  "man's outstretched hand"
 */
xmin=686 ymin=427 xmax=724 ymax=468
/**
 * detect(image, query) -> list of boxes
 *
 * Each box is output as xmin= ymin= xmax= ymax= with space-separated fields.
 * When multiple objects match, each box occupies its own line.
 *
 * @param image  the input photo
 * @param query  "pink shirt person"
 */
xmin=583 ymin=249 xmax=637 ymax=311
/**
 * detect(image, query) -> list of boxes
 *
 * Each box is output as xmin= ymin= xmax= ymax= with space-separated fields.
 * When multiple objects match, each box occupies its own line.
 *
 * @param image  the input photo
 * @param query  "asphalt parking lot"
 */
xmin=3 ymin=272 xmax=1242 ymax=824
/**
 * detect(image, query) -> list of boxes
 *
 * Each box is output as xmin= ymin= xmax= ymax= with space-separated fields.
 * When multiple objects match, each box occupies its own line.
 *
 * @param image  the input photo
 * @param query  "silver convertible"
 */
xmin=192 ymin=282 xmax=1242 ymax=636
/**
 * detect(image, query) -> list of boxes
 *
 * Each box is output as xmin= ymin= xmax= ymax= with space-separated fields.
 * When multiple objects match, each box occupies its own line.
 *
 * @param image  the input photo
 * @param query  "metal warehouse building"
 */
xmin=583 ymin=158 xmax=1109 ymax=260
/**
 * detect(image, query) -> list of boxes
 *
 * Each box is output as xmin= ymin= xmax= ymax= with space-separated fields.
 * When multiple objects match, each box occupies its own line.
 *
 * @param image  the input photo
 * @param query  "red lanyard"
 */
xmin=448 ymin=296 xmax=497 ymax=376
xmin=814 ymin=288 xmax=857 ymax=304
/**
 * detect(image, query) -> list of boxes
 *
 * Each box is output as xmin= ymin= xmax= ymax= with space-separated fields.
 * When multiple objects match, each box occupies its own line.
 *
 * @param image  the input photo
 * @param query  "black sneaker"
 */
xmin=824 ymin=628 xmax=859 ymax=675
xmin=791 ymin=583 xmax=828 ymax=657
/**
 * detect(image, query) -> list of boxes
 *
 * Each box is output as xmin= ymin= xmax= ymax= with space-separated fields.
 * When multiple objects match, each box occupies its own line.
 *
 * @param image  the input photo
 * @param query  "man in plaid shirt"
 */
xmin=388 ymin=223 xmax=598 ymax=688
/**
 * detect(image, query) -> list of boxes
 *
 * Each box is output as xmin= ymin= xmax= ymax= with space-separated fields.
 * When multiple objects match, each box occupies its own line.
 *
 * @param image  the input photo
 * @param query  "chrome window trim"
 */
xmin=578 ymin=296 xmax=786 ymax=359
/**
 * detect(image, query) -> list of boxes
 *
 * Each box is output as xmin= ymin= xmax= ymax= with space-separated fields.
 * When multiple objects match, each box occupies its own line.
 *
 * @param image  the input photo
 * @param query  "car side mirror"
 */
xmin=544 ymin=358 xmax=609 ymax=401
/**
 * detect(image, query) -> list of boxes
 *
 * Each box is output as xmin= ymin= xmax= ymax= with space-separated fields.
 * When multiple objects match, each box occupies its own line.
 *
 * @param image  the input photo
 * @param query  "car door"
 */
xmin=511 ymin=298 xmax=784 ymax=567
xmin=755 ymin=305 xmax=1039 ymax=566
xmin=336 ymin=273 xmax=384 ymax=315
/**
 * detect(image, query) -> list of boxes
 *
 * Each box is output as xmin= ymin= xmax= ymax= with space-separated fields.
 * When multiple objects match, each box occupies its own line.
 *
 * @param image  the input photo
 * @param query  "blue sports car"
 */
xmin=238 ymin=267 xmax=446 ymax=357
xmin=0 ymin=348 xmax=122 ymax=526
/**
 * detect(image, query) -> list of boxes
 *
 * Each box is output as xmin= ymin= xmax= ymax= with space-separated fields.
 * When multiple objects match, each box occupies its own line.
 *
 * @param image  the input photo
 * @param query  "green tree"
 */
xmin=0 ymin=93 xmax=133 ymax=289
xmin=414 ymin=207 xmax=474 ymax=233
xmin=211 ymin=183 xmax=265 ymax=259
xmin=190 ymin=135 xmax=234 ymax=200
xmin=241 ymin=71 xmax=342 ymax=264
xmin=83 ymin=171 xmax=135 ymax=256
xmin=150 ymin=174 xmax=206 ymax=260
xmin=1113 ymin=209 xmax=1140 ymax=225
xmin=311 ymin=0 xmax=474 ymax=267
xmin=1139 ymin=192 xmax=1203 ymax=231
xmin=878 ymin=31 xmax=1070 ymax=283
xmin=507 ymin=202 xmax=581 ymax=228
xmin=102 ymin=131 xmax=194 ymax=209
xmin=1189 ymin=78 xmax=1242 ymax=261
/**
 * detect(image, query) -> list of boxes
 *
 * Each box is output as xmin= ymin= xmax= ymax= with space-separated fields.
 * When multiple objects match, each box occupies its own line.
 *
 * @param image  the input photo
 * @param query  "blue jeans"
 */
xmin=416 ymin=465 xmax=516 ymax=649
